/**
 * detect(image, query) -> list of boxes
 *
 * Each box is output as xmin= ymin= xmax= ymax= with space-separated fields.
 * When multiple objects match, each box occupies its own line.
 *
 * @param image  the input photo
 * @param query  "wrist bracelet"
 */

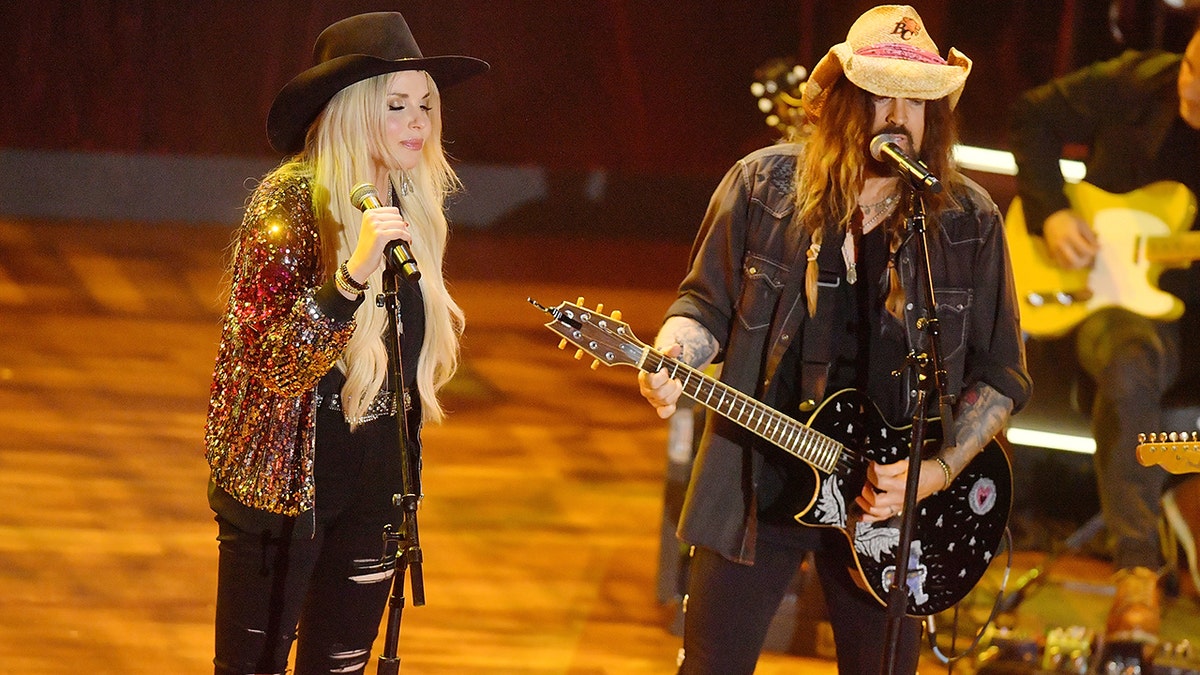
xmin=334 ymin=272 xmax=361 ymax=296
xmin=336 ymin=262 xmax=369 ymax=295
xmin=333 ymin=266 xmax=360 ymax=296
xmin=933 ymin=456 xmax=953 ymax=491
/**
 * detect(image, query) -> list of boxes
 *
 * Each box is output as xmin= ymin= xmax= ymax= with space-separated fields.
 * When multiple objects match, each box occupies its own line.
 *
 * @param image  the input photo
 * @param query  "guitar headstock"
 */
xmin=1136 ymin=431 xmax=1200 ymax=474
xmin=751 ymin=57 xmax=809 ymax=137
xmin=528 ymin=297 xmax=649 ymax=371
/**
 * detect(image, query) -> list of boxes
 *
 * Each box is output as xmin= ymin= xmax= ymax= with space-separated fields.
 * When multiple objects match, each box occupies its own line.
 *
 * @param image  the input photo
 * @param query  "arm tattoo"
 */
xmin=656 ymin=316 xmax=718 ymax=369
xmin=942 ymin=382 xmax=1013 ymax=477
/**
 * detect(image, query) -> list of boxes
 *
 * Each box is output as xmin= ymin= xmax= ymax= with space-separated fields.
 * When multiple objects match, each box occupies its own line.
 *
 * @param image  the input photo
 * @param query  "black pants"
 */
xmin=678 ymin=522 xmax=922 ymax=675
xmin=213 ymin=407 xmax=405 ymax=675
xmin=1076 ymin=308 xmax=1181 ymax=569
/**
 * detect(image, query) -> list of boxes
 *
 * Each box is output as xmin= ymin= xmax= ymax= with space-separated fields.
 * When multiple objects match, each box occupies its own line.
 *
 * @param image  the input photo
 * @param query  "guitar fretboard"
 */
xmin=641 ymin=350 xmax=842 ymax=473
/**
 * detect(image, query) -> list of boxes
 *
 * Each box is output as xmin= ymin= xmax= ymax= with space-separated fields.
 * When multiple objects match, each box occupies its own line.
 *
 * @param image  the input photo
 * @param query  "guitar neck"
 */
xmin=1145 ymin=231 xmax=1200 ymax=265
xmin=639 ymin=350 xmax=842 ymax=473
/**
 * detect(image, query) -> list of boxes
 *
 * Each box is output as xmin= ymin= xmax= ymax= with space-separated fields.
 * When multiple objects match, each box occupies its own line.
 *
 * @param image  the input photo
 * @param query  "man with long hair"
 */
xmin=639 ymin=6 xmax=1029 ymax=673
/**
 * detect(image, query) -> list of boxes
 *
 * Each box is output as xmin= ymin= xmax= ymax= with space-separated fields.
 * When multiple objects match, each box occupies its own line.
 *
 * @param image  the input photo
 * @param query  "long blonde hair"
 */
xmin=276 ymin=71 xmax=464 ymax=426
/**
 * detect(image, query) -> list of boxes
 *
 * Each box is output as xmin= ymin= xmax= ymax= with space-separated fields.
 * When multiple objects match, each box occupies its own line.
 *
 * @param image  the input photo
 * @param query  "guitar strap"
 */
xmin=798 ymin=224 xmax=847 ymax=411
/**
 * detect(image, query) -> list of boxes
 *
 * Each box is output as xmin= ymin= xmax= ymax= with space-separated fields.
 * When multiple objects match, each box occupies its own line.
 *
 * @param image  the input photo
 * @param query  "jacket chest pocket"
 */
xmin=736 ymin=254 xmax=788 ymax=332
xmin=932 ymin=288 xmax=971 ymax=392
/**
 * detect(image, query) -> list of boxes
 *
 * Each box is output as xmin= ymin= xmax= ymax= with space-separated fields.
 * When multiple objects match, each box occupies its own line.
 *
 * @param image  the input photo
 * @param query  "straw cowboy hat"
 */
xmin=267 ymin=12 xmax=489 ymax=153
xmin=802 ymin=5 xmax=971 ymax=120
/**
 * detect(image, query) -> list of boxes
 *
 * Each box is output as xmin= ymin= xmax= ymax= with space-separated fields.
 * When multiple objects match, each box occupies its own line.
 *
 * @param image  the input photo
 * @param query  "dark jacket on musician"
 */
xmin=665 ymin=143 xmax=1031 ymax=564
xmin=1011 ymin=47 xmax=1200 ymax=320
xmin=1011 ymin=49 xmax=1193 ymax=235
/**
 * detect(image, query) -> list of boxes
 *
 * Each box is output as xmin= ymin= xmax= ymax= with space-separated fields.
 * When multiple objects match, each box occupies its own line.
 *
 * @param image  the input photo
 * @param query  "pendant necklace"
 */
xmin=847 ymin=192 xmax=900 ymax=284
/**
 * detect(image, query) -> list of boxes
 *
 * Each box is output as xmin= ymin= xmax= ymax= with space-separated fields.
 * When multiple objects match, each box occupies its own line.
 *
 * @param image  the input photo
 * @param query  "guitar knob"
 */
xmin=558 ymin=339 xmax=568 ymax=350
xmin=612 ymin=309 xmax=622 ymax=320
xmin=590 ymin=360 xmax=600 ymax=370
xmin=574 ymin=349 xmax=584 ymax=360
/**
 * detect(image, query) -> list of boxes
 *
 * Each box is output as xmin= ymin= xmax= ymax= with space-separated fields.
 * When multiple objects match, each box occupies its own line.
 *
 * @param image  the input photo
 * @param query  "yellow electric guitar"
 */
xmin=1005 ymin=181 xmax=1200 ymax=338
xmin=1136 ymin=431 xmax=1200 ymax=474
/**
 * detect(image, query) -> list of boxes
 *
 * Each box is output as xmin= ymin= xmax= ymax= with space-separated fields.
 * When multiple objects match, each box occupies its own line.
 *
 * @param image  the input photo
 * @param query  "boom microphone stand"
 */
xmin=880 ymin=190 xmax=957 ymax=675
xmin=376 ymin=260 xmax=424 ymax=675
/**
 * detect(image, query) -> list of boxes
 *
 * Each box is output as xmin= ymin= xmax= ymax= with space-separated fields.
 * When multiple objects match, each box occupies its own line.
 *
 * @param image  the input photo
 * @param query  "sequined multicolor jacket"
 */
xmin=205 ymin=172 xmax=362 ymax=516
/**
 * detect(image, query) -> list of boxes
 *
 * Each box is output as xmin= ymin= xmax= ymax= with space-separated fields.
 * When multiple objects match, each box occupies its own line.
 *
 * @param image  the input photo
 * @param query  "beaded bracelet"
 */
xmin=335 ymin=262 xmax=369 ymax=296
xmin=933 ymin=456 xmax=953 ymax=491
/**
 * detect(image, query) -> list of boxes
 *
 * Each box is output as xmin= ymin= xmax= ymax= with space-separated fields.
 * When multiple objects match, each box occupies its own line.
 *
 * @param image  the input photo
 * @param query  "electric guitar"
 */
xmin=1005 ymin=180 xmax=1199 ymax=338
xmin=1136 ymin=431 xmax=1200 ymax=474
xmin=531 ymin=297 xmax=1012 ymax=616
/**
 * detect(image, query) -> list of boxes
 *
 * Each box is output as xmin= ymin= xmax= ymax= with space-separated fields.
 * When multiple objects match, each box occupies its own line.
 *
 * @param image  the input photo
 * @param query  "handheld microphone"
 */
xmin=869 ymin=134 xmax=942 ymax=193
xmin=350 ymin=182 xmax=421 ymax=282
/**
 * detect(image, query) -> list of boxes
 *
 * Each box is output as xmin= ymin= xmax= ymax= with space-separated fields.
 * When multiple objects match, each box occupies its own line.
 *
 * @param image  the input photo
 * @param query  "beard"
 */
xmin=866 ymin=126 xmax=915 ymax=176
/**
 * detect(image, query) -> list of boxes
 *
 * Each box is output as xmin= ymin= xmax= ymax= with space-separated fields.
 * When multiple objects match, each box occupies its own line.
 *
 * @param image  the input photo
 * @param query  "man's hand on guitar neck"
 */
xmin=1043 ymin=208 xmax=1100 ymax=270
xmin=639 ymin=343 xmax=685 ymax=419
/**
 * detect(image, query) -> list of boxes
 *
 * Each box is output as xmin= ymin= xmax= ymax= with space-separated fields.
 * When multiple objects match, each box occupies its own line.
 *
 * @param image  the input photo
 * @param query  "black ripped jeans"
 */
xmin=213 ymin=406 xmax=406 ymax=675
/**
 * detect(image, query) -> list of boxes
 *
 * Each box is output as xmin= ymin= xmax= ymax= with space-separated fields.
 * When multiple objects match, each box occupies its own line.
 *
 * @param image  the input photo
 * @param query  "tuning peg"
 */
xmin=558 ymin=339 xmax=568 ymax=350
xmin=596 ymin=302 xmax=604 ymax=314
xmin=612 ymin=309 xmax=622 ymax=320
xmin=574 ymin=349 xmax=584 ymax=360
xmin=576 ymin=296 xmax=585 ymax=305
xmin=1138 ymin=433 xmax=1147 ymax=443
xmin=590 ymin=360 xmax=600 ymax=370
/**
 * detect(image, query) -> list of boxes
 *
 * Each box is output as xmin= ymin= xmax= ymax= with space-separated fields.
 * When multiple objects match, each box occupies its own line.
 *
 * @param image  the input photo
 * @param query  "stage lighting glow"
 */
xmin=953 ymin=144 xmax=1086 ymax=183
xmin=1005 ymin=426 xmax=1097 ymax=454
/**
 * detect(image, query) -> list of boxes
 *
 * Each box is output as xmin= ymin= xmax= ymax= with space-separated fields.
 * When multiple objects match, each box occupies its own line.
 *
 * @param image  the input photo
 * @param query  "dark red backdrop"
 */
xmin=2 ymin=1 xmax=1194 ymax=178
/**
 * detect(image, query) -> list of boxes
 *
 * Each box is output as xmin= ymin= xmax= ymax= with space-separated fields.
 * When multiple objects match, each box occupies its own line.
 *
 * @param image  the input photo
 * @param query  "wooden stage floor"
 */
xmin=0 ymin=218 xmax=1196 ymax=674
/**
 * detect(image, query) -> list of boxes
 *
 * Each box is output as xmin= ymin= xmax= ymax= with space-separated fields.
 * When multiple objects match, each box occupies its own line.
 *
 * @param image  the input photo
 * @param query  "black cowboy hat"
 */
xmin=267 ymin=12 xmax=489 ymax=154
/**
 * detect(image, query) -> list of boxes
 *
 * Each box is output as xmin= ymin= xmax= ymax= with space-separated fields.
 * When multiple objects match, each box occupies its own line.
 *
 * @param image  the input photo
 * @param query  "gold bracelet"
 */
xmin=335 ymin=262 xmax=369 ymax=295
xmin=334 ymin=274 xmax=360 ymax=297
xmin=933 ymin=456 xmax=953 ymax=491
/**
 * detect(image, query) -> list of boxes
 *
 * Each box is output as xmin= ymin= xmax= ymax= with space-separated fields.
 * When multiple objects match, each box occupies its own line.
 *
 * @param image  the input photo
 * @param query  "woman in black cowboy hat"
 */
xmin=203 ymin=12 xmax=486 ymax=674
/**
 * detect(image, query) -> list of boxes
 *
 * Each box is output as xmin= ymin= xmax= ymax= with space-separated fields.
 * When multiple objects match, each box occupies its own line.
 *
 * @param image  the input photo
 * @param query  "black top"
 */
xmin=758 ymin=225 xmax=904 ymax=524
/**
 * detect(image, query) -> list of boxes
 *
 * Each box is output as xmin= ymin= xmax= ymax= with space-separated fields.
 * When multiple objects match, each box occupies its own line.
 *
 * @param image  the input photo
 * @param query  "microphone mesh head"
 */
xmin=869 ymin=133 xmax=906 ymax=161
xmin=350 ymin=183 xmax=379 ymax=210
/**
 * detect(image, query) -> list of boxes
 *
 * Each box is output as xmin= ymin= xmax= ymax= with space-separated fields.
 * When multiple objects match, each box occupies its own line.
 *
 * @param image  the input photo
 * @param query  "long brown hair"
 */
xmin=793 ymin=76 xmax=962 ymax=234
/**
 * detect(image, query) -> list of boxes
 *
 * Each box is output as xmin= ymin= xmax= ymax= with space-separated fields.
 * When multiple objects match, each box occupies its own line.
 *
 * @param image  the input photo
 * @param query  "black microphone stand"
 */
xmin=880 ymin=191 xmax=956 ymax=675
xmin=377 ymin=266 xmax=424 ymax=675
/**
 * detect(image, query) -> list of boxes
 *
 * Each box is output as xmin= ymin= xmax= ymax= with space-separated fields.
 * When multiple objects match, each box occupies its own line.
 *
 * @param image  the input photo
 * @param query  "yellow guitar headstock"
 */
xmin=1136 ymin=431 xmax=1200 ymax=474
